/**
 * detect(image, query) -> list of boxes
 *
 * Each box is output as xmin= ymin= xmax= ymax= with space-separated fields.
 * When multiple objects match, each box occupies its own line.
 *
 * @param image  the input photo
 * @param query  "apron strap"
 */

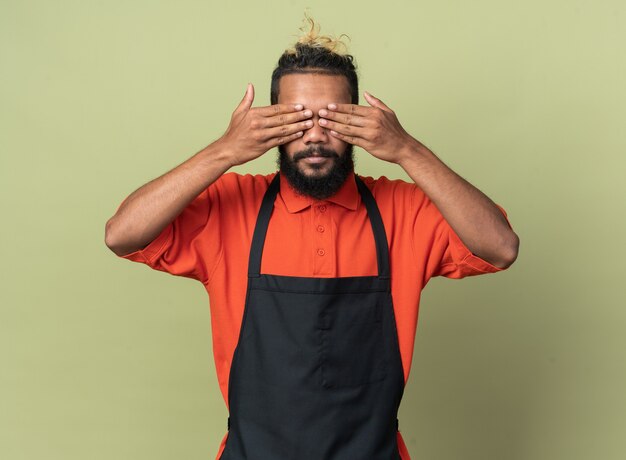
xmin=355 ymin=174 xmax=390 ymax=279
xmin=248 ymin=173 xmax=281 ymax=278
xmin=248 ymin=172 xmax=390 ymax=279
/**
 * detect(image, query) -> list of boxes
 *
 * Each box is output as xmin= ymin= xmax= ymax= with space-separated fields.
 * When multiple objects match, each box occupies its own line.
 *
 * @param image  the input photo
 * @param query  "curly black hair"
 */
xmin=270 ymin=18 xmax=358 ymax=105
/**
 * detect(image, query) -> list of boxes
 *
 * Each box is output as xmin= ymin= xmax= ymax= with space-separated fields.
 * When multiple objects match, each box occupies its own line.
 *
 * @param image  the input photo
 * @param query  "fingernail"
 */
xmin=295 ymin=104 xmax=303 ymax=110
xmin=319 ymin=109 xmax=328 ymax=116
xmin=319 ymin=119 xmax=327 ymax=125
xmin=304 ymin=110 xmax=312 ymax=116
xmin=328 ymin=103 xmax=337 ymax=110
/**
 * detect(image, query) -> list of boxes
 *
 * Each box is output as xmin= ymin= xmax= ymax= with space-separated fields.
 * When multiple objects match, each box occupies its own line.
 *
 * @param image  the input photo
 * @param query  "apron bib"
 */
xmin=220 ymin=172 xmax=405 ymax=459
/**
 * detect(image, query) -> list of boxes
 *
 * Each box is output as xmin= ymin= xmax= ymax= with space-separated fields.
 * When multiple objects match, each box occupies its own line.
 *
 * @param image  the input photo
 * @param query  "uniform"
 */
xmin=117 ymin=170 xmax=513 ymax=459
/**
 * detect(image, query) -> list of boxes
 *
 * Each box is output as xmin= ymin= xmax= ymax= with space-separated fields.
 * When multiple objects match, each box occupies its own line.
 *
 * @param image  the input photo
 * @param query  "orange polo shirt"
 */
xmin=117 ymin=170 xmax=513 ymax=460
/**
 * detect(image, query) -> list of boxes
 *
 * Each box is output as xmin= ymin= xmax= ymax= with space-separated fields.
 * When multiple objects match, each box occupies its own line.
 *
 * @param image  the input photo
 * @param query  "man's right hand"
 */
xmin=105 ymin=83 xmax=313 ymax=257
xmin=216 ymin=83 xmax=313 ymax=167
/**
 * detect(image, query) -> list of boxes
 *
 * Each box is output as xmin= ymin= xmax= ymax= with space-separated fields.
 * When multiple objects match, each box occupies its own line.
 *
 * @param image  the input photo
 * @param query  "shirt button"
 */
xmin=317 ymin=225 xmax=325 ymax=233
xmin=318 ymin=205 xmax=327 ymax=212
xmin=317 ymin=249 xmax=325 ymax=256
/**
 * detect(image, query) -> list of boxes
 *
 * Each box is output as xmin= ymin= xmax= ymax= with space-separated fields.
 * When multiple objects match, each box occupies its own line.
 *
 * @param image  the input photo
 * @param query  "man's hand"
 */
xmin=217 ymin=83 xmax=314 ymax=167
xmin=318 ymin=91 xmax=422 ymax=164
xmin=318 ymin=92 xmax=519 ymax=269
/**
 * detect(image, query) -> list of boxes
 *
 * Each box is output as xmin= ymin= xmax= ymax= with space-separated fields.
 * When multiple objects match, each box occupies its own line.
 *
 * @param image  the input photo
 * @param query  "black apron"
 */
xmin=219 ymin=172 xmax=405 ymax=460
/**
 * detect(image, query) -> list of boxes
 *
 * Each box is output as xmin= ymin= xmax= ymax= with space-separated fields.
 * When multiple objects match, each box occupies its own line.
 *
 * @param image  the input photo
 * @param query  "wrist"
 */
xmin=200 ymin=138 xmax=237 ymax=170
xmin=397 ymin=138 xmax=431 ymax=168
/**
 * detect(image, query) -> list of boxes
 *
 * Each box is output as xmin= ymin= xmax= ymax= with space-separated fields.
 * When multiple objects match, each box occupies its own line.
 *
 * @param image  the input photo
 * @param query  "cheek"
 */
xmin=331 ymin=136 xmax=350 ymax=152
xmin=280 ymin=139 xmax=300 ymax=156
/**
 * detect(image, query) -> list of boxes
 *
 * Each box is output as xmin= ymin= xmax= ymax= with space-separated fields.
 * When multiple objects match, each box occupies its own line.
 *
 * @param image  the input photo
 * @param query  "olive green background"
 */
xmin=2 ymin=0 xmax=624 ymax=459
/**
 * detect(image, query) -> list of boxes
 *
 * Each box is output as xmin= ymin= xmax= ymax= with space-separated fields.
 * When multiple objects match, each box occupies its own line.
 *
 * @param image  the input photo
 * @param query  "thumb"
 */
xmin=236 ymin=83 xmax=255 ymax=112
xmin=364 ymin=91 xmax=392 ymax=112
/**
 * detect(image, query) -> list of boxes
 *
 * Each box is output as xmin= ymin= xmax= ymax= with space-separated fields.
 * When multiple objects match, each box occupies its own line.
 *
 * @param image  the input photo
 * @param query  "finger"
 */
xmin=256 ymin=103 xmax=304 ymax=117
xmin=262 ymin=109 xmax=313 ymax=128
xmin=266 ymin=130 xmax=305 ymax=148
xmin=326 ymin=103 xmax=370 ymax=117
xmin=328 ymin=129 xmax=365 ymax=148
xmin=235 ymin=83 xmax=254 ymax=113
xmin=318 ymin=118 xmax=367 ymax=138
xmin=318 ymin=108 xmax=368 ymax=127
xmin=364 ymin=91 xmax=393 ymax=113
xmin=263 ymin=119 xmax=314 ymax=140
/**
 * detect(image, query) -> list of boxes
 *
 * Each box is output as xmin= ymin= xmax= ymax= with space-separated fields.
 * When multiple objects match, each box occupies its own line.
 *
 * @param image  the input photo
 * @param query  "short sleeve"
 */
xmin=413 ymin=189 xmax=514 ymax=280
xmin=116 ymin=187 xmax=220 ymax=284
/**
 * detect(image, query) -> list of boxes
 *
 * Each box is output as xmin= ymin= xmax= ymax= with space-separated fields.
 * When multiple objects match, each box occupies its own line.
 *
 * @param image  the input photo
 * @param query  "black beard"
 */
xmin=277 ymin=144 xmax=354 ymax=200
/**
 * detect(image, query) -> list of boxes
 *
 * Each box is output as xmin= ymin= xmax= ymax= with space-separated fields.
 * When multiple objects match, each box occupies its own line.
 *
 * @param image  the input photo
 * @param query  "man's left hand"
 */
xmin=318 ymin=91 xmax=423 ymax=164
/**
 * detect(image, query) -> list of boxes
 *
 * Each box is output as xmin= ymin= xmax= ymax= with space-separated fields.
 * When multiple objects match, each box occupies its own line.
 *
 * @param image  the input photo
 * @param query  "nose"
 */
xmin=302 ymin=116 xmax=329 ymax=145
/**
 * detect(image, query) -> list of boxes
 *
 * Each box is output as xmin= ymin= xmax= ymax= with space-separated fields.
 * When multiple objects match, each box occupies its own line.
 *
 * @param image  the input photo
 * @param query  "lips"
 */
xmin=303 ymin=156 xmax=329 ymax=164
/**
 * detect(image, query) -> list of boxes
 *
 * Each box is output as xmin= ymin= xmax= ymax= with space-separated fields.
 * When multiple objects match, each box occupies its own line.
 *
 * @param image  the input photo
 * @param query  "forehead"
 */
xmin=277 ymin=73 xmax=351 ymax=108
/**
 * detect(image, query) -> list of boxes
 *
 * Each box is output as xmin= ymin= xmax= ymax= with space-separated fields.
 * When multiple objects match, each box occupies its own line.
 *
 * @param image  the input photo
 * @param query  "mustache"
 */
xmin=293 ymin=147 xmax=339 ymax=162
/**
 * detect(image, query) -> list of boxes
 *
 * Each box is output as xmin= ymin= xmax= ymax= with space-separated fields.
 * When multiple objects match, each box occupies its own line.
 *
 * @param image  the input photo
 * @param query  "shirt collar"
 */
xmin=279 ymin=170 xmax=360 ymax=213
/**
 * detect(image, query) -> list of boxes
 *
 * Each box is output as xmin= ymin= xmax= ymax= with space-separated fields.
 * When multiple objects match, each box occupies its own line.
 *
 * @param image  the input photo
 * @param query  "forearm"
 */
xmin=398 ymin=141 xmax=519 ymax=268
xmin=104 ymin=140 xmax=233 ymax=256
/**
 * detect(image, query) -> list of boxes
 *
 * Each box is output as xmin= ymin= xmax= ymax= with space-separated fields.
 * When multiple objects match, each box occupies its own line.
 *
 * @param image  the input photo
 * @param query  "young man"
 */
xmin=105 ymin=20 xmax=518 ymax=460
